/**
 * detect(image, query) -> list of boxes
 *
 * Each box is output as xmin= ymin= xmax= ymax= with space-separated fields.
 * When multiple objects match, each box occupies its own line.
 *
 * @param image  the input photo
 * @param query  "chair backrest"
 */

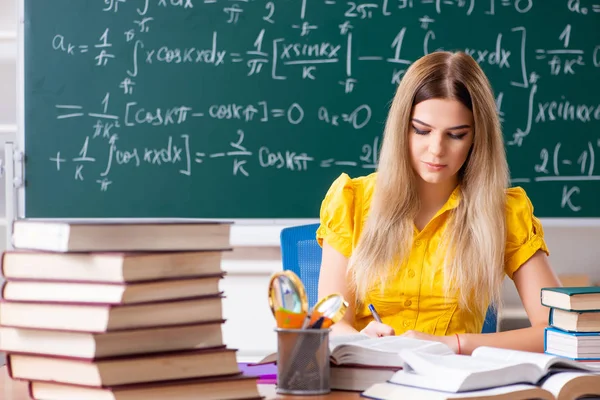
xmin=279 ymin=223 xmax=497 ymax=333
xmin=280 ymin=223 xmax=322 ymax=308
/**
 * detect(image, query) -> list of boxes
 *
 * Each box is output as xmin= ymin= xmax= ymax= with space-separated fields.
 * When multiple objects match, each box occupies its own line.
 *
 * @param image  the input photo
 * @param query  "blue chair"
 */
xmin=280 ymin=223 xmax=497 ymax=333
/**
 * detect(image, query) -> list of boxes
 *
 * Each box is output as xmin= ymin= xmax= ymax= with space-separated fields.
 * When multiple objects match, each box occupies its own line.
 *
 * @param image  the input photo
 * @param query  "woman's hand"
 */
xmin=360 ymin=321 xmax=396 ymax=337
xmin=401 ymin=330 xmax=460 ymax=353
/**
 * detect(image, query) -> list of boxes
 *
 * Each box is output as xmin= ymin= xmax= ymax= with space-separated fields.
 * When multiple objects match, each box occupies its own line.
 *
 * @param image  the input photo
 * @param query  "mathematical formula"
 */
xmin=29 ymin=0 xmax=600 ymax=215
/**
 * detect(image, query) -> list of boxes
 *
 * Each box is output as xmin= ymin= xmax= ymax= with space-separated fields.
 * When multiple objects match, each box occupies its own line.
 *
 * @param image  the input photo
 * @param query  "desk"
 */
xmin=0 ymin=367 xmax=361 ymax=400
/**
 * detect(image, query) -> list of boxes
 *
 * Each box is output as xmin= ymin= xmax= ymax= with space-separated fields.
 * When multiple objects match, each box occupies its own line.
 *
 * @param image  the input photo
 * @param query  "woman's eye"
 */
xmin=448 ymin=132 xmax=468 ymax=140
xmin=412 ymin=126 xmax=428 ymax=135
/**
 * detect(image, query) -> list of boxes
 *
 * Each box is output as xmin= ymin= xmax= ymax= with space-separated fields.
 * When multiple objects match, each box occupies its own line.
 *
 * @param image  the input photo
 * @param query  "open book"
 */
xmin=256 ymin=334 xmax=453 ymax=368
xmin=362 ymin=372 xmax=600 ymax=400
xmin=391 ymin=346 xmax=600 ymax=393
xmin=328 ymin=334 xmax=453 ymax=367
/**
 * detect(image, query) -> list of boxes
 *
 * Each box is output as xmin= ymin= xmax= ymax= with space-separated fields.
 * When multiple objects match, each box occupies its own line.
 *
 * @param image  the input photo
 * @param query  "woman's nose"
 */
xmin=428 ymin=133 xmax=445 ymax=156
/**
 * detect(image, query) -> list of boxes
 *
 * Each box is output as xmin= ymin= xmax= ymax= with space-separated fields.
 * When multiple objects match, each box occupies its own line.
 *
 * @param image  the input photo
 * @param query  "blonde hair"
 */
xmin=349 ymin=51 xmax=509 ymax=321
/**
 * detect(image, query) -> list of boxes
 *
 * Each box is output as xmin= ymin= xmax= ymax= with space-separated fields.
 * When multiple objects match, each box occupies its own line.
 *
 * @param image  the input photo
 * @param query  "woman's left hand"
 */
xmin=401 ymin=330 xmax=460 ymax=354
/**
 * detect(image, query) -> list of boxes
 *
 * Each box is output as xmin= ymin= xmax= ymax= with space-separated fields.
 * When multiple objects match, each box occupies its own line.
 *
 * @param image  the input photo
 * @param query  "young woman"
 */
xmin=316 ymin=51 xmax=561 ymax=355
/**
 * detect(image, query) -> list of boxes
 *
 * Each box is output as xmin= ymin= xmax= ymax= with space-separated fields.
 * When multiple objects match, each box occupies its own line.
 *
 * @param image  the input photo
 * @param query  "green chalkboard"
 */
xmin=23 ymin=0 xmax=600 ymax=218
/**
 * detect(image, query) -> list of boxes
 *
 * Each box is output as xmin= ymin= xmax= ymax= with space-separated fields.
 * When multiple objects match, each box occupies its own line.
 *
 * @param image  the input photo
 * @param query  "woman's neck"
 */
xmin=414 ymin=179 xmax=458 ymax=230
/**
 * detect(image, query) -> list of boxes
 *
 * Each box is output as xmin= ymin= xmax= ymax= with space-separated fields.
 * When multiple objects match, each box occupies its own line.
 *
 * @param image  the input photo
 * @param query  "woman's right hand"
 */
xmin=360 ymin=321 xmax=396 ymax=337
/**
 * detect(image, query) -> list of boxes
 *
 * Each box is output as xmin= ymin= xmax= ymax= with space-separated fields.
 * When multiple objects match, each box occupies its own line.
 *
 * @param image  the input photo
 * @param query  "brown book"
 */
xmin=0 ymin=321 xmax=224 ymax=358
xmin=7 ymin=348 xmax=240 ymax=387
xmin=1 ymin=275 xmax=223 ymax=304
xmin=28 ymin=375 xmax=262 ymax=400
xmin=0 ymin=295 xmax=223 ymax=332
xmin=11 ymin=219 xmax=231 ymax=252
xmin=1 ymin=250 xmax=226 ymax=283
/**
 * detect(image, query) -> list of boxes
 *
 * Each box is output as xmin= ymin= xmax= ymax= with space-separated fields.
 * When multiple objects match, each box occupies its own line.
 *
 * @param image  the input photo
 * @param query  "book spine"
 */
xmin=27 ymin=381 xmax=36 ymax=399
xmin=1 ymin=251 xmax=7 ymax=277
xmin=5 ymin=353 xmax=14 ymax=379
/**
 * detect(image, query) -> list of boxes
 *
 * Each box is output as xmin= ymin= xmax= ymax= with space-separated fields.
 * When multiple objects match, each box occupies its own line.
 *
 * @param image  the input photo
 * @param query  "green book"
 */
xmin=541 ymin=287 xmax=600 ymax=312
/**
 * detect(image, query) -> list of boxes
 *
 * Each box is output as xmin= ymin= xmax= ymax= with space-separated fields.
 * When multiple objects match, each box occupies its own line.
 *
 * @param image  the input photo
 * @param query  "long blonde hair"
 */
xmin=349 ymin=51 xmax=509 ymax=321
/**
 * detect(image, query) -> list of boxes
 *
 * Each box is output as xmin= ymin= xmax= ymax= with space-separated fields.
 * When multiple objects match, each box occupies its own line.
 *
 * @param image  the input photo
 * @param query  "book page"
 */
xmin=454 ymin=384 xmax=553 ymax=399
xmin=329 ymin=334 xmax=371 ymax=348
xmin=472 ymin=347 xmax=553 ymax=369
xmin=472 ymin=346 xmax=597 ymax=373
xmin=397 ymin=351 xmax=545 ymax=391
xmin=329 ymin=336 xmax=454 ymax=368
xmin=332 ymin=335 xmax=454 ymax=354
xmin=363 ymin=382 xmax=552 ymax=400
xmin=399 ymin=351 xmax=532 ymax=377
xmin=539 ymin=372 xmax=591 ymax=397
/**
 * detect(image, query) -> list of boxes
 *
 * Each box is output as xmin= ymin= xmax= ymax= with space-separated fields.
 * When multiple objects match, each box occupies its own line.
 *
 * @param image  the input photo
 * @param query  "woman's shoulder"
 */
xmin=330 ymin=171 xmax=377 ymax=188
xmin=504 ymin=186 xmax=535 ymax=215
xmin=503 ymin=186 xmax=548 ymax=277
xmin=317 ymin=173 xmax=376 ymax=255
xmin=503 ymin=186 xmax=544 ymax=243
xmin=323 ymin=172 xmax=377 ymax=203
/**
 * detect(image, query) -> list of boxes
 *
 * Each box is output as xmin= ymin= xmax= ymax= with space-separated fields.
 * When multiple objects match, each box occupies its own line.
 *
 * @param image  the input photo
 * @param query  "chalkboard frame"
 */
xmin=11 ymin=0 xmax=600 ymax=247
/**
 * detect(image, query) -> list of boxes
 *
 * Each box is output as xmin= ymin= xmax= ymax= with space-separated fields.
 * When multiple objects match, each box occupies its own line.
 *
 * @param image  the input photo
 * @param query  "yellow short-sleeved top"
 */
xmin=316 ymin=173 xmax=549 ymax=335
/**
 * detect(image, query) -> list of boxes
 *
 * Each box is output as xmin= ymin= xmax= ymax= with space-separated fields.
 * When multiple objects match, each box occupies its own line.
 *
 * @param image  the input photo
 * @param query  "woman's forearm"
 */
xmin=330 ymin=321 xmax=360 ymax=336
xmin=458 ymin=325 xmax=546 ymax=355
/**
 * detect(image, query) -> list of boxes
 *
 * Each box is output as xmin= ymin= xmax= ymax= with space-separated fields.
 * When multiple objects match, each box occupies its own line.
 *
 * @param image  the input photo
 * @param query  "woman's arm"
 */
xmin=404 ymin=250 xmax=562 ymax=354
xmin=319 ymin=241 xmax=395 ymax=337
xmin=318 ymin=242 xmax=358 ymax=335
xmin=458 ymin=250 xmax=561 ymax=354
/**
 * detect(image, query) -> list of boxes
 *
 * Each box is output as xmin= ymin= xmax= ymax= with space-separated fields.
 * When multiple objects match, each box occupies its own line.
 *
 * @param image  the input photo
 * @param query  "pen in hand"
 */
xmin=368 ymin=303 xmax=382 ymax=323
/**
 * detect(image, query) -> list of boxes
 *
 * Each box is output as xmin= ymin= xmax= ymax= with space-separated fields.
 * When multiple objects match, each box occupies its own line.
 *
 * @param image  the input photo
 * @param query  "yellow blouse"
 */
xmin=316 ymin=173 xmax=549 ymax=335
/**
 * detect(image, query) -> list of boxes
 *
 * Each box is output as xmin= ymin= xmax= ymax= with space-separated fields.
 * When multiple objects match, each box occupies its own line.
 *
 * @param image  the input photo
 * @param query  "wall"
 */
xmin=1 ymin=1 xmax=599 ymax=364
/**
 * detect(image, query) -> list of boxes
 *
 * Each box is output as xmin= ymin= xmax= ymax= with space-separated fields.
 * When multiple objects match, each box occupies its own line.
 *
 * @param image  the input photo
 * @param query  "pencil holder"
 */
xmin=275 ymin=328 xmax=331 ymax=395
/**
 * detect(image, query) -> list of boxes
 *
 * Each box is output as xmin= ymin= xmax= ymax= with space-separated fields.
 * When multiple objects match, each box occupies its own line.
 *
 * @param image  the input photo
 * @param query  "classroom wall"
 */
xmin=502 ymin=226 xmax=600 ymax=306
xmin=1 ymin=0 xmax=599 ymax=363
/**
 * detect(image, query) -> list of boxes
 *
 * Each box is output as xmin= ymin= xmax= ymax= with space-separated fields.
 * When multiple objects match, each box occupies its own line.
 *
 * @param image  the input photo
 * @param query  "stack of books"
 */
xmin=0 ymin=219 xmax=262 ymax=400
xmin=541 ymin=286 xmax=600 ymax=364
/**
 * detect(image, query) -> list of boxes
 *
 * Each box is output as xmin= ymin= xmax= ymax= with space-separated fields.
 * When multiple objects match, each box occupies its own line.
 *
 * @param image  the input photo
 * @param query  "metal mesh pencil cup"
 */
xmin=275 ymin=328 xmax=331 ymax=395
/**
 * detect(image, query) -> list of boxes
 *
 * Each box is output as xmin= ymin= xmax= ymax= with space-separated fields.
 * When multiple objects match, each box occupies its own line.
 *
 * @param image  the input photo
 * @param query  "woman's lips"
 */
xmin=423 ymin=162 xmax=446 ymax=171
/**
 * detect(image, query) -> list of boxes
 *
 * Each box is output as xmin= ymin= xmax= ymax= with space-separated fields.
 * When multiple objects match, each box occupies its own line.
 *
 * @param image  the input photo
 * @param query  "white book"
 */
xmin=328 ymin=334 xmax=454 ymax=367
xmin=390 ymin=346 xmax=600 ymax=393
xmin=257 ymin=334 xmax=454 ymax=368
xmin=362 ymin=383 xmax=555 ymax=400
xmin=363 ymin=372 xmax=600 ymax=400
